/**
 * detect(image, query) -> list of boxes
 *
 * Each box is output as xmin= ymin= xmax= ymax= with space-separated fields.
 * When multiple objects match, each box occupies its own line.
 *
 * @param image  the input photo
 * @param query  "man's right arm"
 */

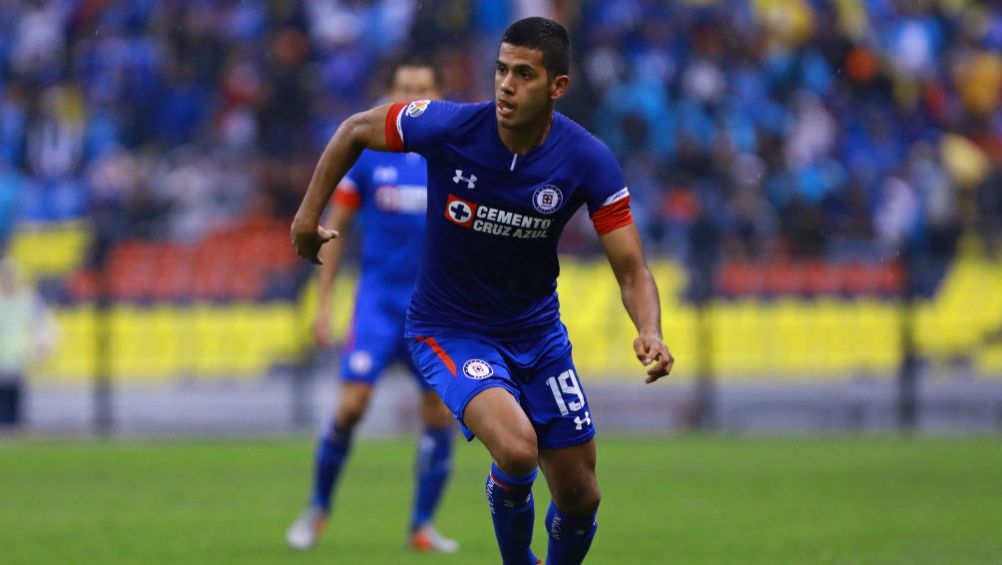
xmin=291 ymin=103 xmax=400 ymax=264
xmin=314 ymin=203 xmax=356 ymax=346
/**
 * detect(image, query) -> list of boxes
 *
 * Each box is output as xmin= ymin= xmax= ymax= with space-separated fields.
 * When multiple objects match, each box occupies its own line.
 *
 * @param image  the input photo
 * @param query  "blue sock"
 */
xmin=486 ymin=463 xmax=539 ymax=565
xmin=545 ymin=502 xmax=598 ymax=565
xmin=410 ymin=426 xmax=454 ymax=530
xmin=310 ymin=421 xmax=353 ymax=511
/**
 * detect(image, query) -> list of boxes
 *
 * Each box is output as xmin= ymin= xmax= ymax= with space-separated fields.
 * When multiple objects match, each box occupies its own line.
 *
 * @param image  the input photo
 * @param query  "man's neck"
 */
xmin=498 ymin=111 xmax=554 ymax=156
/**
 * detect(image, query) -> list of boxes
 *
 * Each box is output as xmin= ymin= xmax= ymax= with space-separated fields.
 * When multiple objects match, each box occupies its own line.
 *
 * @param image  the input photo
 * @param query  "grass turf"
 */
xmin=0 ymin=436 xmax=999 ymax=565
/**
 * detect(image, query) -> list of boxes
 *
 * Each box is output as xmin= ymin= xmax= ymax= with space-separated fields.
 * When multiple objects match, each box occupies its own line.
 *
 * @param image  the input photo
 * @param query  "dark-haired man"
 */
xmin=291 ymin=17 xmax=674 ymax=565
xmin=286 ymin=59 xmax=459 ymax=555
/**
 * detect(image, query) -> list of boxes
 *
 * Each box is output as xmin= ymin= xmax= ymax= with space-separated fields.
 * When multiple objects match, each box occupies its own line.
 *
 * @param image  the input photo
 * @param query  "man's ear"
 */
xmin=551 ymin=75 xmax=570 ymax=101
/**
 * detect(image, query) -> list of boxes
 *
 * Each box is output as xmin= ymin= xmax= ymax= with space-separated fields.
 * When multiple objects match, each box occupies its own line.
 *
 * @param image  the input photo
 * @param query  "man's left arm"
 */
xmin=599 ymin=224 xmax=675 ymax=383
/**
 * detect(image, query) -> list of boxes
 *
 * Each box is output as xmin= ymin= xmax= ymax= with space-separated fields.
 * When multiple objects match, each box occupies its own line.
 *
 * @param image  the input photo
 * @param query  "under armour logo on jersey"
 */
xmin=574 ymin=411 xmax=592 ymax=431
xmin=453 ymin=169 xmax=478 ymax=189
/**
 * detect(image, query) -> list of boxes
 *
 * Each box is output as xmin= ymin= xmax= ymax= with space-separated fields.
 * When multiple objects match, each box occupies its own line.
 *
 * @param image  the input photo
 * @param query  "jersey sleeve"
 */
xmin=386 ymin=100 xmax=466 ymax=156
xmin=332 ymin=178 xmax=361 ymax=210
xmin=581 ymin=144 xmax=633 ymax=236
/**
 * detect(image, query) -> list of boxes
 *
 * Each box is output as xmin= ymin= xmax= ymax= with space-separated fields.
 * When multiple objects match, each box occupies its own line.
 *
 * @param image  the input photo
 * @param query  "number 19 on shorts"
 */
xmin=546 ymin=369 xmax=585 ymax=415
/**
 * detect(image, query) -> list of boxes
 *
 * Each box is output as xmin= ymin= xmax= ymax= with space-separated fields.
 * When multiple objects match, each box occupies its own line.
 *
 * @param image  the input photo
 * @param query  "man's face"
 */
xmin=389 ymin=67 xmax=439 ymax=103
xmin=495 ymin=43 xmax=565 ymax=130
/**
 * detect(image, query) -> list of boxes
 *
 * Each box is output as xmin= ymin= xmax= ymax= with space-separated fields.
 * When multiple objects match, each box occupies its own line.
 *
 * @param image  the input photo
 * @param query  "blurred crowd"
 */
xmin=566 ymin=0 xmax=1002 ymax=261
xmin=0 ymin=0 xmax=1000 ymax=261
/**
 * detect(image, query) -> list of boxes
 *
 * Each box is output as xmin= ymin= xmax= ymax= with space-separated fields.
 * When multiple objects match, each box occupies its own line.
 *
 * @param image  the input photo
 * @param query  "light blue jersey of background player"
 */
xmin=334 ymin=149 xmax=427 ymax=381
xmin=286 ymin=60 xmax=459 ymax=555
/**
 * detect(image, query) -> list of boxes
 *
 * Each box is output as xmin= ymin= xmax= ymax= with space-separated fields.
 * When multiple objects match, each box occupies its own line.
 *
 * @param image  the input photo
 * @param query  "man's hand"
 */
xmin=633 ymin=333 xmax=674 ymax=384
xmin=291 ymin=220 xmax=338 ymax=265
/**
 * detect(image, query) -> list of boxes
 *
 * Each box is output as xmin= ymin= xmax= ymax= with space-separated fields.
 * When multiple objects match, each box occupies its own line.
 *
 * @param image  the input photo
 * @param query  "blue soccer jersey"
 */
xmin=333 ymin=150 xmax=429 ymax=384
xmin=384 ymin=100 xmax=633 ymax=338
xmin=335 ymin=150 xmax=428 ymax=290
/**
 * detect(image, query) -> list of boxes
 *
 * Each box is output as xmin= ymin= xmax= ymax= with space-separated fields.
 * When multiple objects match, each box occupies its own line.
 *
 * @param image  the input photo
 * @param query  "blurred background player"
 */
xmin=285 ymin=59 xmax=458 ymax=554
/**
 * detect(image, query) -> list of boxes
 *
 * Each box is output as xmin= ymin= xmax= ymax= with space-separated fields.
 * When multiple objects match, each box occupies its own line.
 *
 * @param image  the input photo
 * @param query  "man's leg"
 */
xmin=409 ymin=335 xmax=541 ymax=564
xmin=464 ymin=388 xmax=541 ymax=565
xmin=0 ymin=379 xmax=19 ymax=428
xmin=408 ymin=389 xmax=458 ymax=552
xmin=311 ymin=381 xmax=373 ymax=510
xmin=287 ymin=381 xmax=373 ymax=550
xmin=508 ymin=323 xmax=598 ymax=565
xmin=538 ymin=440 xmax=600 ymax=565
xmin=0 ymin=378 xmax=17 ymax=428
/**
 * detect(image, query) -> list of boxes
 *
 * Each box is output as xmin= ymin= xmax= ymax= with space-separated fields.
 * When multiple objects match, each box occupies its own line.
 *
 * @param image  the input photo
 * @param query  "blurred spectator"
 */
xmin=0 ymin=0 xmax=998 ymax=263
xmin=0 ymin=259 xmax=58 ymax=428
xmin=0 ymin=163 xmax=25 ymax=247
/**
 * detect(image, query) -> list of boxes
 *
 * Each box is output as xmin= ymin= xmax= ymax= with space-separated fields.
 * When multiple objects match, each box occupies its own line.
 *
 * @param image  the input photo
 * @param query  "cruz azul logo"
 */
xmin=445 ymin=194 xmax=476 ymax=227
xmin=406 ymin=100 xmax=430 ymax=117
xmin=532 ymin=184 xmax=563 ymax=214
xmin=463 ymin=359 xmax=494 ymax=380
xmin=444 ymin=194 xmax=552 ymax=239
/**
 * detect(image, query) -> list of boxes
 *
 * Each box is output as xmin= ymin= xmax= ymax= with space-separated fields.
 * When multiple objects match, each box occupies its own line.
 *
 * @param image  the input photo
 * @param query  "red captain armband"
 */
xmin=384 ymin=102 xmax=407 ymax=152
xmin=590 ymin=192 xmax=633 ymax=235
xmin=332 ymin=181 xmax=361 ymax=210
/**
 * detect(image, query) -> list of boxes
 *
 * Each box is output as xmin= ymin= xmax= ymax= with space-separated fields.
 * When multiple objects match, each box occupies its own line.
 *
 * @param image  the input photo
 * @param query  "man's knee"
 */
xmin=492 ymin=432 xmax=539 ymax=475
xmin=337 ymin=407 xmax=364 ymax=431
xmin=335 ymin=384 xmax=373 ymax=431
xmin=463 ymin=387 xmax=539 ymax=474
xmin=553 ymin=476 xmax=601 ymax=515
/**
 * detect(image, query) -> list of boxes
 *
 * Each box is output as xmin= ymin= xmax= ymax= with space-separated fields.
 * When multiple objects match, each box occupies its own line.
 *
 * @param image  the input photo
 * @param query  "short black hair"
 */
xmin=387 ymin=54 xmax=441 ymax=88
xmin=500 ymin=17 xmax=570 ymax=78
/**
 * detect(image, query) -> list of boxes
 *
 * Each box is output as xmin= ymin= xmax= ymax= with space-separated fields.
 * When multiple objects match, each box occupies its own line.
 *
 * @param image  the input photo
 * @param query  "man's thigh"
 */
xmin=407 ymin=334 xmax=520 ymax=440
xmin=512 ymin=336 xmax=596 ymax=450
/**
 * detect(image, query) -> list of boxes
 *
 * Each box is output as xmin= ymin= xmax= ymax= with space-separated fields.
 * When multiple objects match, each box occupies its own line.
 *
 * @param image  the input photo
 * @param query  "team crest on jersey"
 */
xmin=406 ymin=100 xmax=430 ymax=117
xmin=463 ymin=359 xmax=494 ymax=380
xmin=532 ymin=185 xmax=563 ymax=214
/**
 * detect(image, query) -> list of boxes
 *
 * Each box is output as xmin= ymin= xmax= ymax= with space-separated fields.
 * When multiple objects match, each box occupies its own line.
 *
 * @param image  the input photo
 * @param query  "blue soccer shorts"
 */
xmin=407 ymin=322 xmax=595 ymax=449
xmin=340 ymin=291 xmax=431 ymax=391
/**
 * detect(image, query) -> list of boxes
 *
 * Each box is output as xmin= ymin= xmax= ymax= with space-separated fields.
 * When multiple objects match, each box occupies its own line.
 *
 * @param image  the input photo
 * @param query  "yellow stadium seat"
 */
xmin=31 ymin=254 xmax=1002 ymax=384
xmin=8 ymin=221 xmax=92 ymax=281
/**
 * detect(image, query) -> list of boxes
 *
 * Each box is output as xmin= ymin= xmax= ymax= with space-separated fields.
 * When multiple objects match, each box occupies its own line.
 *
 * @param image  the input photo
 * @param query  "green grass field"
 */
xmin=1 ymin=436 xmax=1000 ymax=565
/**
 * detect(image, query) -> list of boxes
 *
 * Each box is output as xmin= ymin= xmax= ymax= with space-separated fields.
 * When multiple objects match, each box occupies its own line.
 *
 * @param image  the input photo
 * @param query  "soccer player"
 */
xmin=291 ymin=18 xmax=674 ymax=565
xmin=286 ymin=59 xmax=460 ymax=554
